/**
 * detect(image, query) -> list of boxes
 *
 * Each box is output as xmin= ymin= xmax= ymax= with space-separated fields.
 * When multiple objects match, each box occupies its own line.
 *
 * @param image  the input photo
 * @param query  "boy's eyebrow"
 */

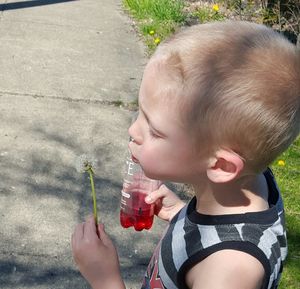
xmin=140 ymin=104 xmax=166 ymax=136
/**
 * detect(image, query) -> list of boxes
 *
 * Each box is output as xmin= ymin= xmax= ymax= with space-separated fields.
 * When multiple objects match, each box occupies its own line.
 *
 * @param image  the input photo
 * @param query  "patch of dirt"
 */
xmin=183 ymin=0 xmax=299 ymax=45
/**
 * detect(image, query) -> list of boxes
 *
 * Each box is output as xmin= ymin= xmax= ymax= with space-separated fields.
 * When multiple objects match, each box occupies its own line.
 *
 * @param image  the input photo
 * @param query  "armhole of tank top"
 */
xmin=177 ymin=241 xmax=271 ymax=289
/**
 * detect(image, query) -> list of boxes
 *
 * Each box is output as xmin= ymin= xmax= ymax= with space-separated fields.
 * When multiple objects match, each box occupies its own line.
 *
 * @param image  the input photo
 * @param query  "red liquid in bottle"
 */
xmin=120 ymin=190 xmax=154 ymax=231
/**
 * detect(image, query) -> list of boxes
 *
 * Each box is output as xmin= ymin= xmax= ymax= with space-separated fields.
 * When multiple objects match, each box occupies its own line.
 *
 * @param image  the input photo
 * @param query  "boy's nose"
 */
xmin=128 ymin=122 xmax=142 ymax=145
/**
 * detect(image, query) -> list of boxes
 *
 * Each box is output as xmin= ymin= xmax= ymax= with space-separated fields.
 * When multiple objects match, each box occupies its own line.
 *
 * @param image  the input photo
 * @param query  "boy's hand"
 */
xmin=145 ymin=184 xmax=186 ymax=222
xmin=71 ymin=216 xmax=125 ymax=289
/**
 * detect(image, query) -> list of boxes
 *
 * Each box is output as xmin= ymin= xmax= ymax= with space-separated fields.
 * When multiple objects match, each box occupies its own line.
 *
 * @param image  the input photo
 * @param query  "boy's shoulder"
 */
xmin=186 ymin=249 xmax=265 ymax=289
xmin=158 ymin=169 xmax=286 ymax=289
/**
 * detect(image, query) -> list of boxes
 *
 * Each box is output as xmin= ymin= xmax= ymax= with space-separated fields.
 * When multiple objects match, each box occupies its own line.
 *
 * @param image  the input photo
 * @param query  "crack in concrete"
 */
xmin=0 ymin=90 xmax=137 ymax=109
xmin=0 ymin=249 xmax=58 ymax=259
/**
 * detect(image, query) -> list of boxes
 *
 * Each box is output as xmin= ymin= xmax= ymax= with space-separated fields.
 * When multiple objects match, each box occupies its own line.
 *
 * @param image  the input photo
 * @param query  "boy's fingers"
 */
xmin=145 ymin=184 xmax=169 ymax=203
xmin=83 ymin=216 xmax=99 ymax=240
xmin=73 ymin=223 xmax=84 ymax=241
xmin=71 ymin=223 xmax=84 ymax=254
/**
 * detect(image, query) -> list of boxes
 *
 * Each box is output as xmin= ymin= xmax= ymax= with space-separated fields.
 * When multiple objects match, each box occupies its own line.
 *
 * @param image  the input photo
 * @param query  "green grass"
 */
xmin=123 ymin=0 xmax=186 ymax=53
xmin=272 ymin=137 xmax=300 ymax=289
xmin=192 ymin=4 xmax=226 ymax=23
xmin=123 ymin=1 xmax=300 ymax=287
xmin=123 ymin=0 xmax=186 ymax=22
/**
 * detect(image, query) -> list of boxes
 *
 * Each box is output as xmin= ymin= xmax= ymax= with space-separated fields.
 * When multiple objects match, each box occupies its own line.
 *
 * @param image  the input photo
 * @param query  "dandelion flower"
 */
xmin=277 ymin=160 xmax=286 ymax=166
xmin=76 ymin=154 xmax=99 ymax=226
xmin=212 ymin=4 xmax=219 ymax=11
xmin=76 ymin=154 xmax=97 ymax=173
xmin=149 ymin=30 xmax=155 ymax=35
xmin=154 ymin=38 xmax=161 ymax=44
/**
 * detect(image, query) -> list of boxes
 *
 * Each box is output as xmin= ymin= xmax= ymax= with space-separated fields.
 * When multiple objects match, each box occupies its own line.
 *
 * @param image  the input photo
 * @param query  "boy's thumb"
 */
xmin=97 ymin=223 xmax=113 ymax=246
xmin=145 ymin=194 xmax=154 ymax=203
xmin=145 ymin=184 xmax=168 ymax=204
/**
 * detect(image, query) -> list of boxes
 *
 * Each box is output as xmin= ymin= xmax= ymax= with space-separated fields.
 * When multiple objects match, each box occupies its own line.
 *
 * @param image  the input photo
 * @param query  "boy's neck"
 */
xmin=193 ymin=173 xmax=269 ymax=216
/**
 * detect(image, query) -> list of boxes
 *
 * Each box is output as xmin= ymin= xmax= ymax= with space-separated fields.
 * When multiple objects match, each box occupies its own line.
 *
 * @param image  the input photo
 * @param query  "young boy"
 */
xmin=71 ymin=21 xmax=300 ymax=289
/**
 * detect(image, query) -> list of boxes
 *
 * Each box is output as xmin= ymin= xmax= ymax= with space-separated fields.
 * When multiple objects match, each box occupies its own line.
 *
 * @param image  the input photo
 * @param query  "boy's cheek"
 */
xmin=140 ymin=155 xmax=157 ymax=173
xmin=139 ymin=153 xmax=161 ymax=176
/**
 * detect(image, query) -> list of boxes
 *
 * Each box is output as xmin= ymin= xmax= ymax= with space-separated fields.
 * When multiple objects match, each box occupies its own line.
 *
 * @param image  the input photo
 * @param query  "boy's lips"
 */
xmin=128 ymin=142 xmax=139 ymax=163
xmin=131 ymin=155 xmax=139 ymax=163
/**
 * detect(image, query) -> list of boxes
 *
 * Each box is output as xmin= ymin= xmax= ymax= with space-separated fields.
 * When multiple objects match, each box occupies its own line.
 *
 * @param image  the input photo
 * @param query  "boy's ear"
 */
xmin=207 ymin=149 xmax=244 ymax=183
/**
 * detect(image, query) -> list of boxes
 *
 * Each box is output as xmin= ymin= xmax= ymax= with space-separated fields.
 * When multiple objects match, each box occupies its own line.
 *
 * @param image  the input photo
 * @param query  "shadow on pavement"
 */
xmin=0 ymin=0 xmax=76 ymax=11
xmin=0 ymin=259 xmax=88 ymax=288
xmin=0 ymin=108 xmax=165 ymax=288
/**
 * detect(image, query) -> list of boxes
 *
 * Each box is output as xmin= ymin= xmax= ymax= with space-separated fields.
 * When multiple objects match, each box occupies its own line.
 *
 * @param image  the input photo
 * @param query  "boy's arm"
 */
xmin=186 ymin=250 xmax=265 ymax=289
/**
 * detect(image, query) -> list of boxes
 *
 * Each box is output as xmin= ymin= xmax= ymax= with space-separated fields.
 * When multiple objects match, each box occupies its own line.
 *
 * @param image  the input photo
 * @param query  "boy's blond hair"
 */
xmin=152 ymin=21 xmax=300 ymax=173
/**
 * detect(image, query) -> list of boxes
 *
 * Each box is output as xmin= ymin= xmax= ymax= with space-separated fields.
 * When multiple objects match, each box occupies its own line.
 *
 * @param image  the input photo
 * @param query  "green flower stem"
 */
xmin=87 ymin=167 xmax=98 ymax=225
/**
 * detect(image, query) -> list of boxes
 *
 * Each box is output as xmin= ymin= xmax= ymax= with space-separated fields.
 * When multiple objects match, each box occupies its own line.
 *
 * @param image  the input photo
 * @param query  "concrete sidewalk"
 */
xmin=0 ymin=1 xmax=167 ymax=288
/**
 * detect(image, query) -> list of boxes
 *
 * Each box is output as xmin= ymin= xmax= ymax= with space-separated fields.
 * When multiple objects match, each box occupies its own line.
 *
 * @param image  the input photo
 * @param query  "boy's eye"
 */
xmin=149 ymin=128 xmax=159 ymax=138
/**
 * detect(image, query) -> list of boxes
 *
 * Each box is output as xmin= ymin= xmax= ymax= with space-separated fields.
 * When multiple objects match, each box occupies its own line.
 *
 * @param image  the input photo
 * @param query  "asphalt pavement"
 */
xmin=0 ymin=0 xmax=168 ymax=288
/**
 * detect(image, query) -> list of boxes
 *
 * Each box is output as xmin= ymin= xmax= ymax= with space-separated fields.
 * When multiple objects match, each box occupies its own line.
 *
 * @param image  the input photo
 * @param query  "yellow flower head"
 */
xmin=149 ymin=30 xmax=155 ymax=35
xmin=154 ymin=38 xmax=161 ymax=44
xmin=277 ymin=160 xmax=286 ymax=166
xmin=212 ymin=4 xmax=219 ymax=11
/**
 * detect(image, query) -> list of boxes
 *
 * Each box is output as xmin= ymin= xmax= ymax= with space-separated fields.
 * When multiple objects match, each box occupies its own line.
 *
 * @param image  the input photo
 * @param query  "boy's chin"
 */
xmin=143 ymin=170 xmax=179 ymax=183
xmin=142 ymin=169 xmax=163 ymax=181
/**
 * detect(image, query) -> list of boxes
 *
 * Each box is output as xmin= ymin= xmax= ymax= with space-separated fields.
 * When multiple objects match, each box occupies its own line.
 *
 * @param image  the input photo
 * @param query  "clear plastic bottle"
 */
xmin=120 ymin=152 xmax=160 ymax=231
